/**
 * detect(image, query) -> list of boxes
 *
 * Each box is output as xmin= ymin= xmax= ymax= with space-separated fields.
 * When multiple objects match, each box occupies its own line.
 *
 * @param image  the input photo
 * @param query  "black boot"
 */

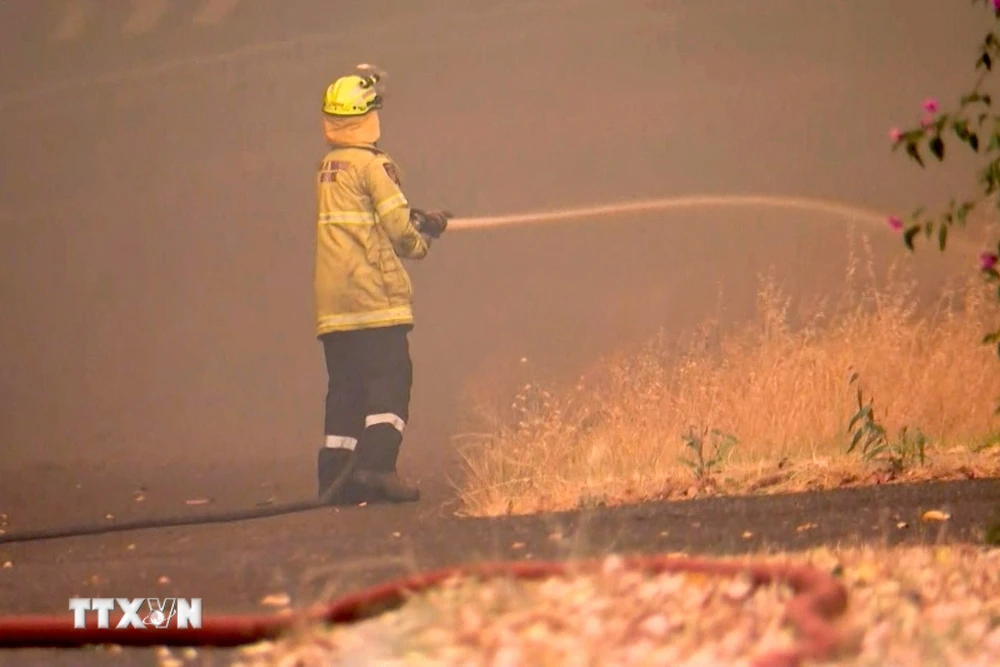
xmin=352 ymin=424 xmax=420 ymax=504
xmin=317 ymin=448 xmax=365 ymax=505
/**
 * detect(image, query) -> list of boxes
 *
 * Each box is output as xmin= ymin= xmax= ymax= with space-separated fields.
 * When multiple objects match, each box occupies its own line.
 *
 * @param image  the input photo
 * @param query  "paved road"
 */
xmin=0 ymin=458 xmax=997 ymax=666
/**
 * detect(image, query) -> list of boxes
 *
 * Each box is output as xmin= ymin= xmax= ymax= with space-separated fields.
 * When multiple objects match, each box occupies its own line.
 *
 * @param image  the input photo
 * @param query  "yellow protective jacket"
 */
xmin=314 ymin=123 xmax=429 ymax=336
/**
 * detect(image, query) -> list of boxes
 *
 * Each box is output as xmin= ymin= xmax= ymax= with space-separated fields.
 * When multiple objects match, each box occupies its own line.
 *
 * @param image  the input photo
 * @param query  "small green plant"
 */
xmin=895 ymin=425 xmax=930 ymax=470
xmin=847 ymin=373 xmax=929 ymax=475
xmin=678 ymin=427 xmax=738 ymax=488
xmin=972 ymin=431 xmax=1000 ymax=453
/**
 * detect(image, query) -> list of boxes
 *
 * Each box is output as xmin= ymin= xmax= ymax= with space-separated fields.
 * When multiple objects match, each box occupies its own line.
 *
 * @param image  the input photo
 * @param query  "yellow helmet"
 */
xmin=322 ymin=66 xmax=384 ymax=116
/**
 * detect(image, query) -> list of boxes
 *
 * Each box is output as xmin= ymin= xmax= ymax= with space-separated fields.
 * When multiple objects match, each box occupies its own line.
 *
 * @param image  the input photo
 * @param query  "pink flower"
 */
xmin=980 ymin=251 xmax=999 ymax=271
xmin=922 ymin=98 xmax=939 ymax=113
xmin=993 ymin=0 xmax=1000 ymax=11
xmin=887 ymin=215 xmax=904 ymax=231
xmin=889 ymin=127 xmax=902 ymax=142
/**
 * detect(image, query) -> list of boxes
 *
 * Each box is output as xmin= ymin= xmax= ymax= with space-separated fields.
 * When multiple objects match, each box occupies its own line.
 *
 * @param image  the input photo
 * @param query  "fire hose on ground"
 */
xmin=0 ymin=553 xmax=851 ymax=667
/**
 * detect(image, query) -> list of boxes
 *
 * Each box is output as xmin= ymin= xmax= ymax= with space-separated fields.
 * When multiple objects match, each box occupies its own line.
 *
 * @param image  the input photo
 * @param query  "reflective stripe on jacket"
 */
xmin=314 ymin=144 xmax=429 ymax=336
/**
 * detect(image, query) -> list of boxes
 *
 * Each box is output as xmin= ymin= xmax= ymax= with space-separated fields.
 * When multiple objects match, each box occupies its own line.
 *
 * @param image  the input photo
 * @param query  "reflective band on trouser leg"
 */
xmin=364 ymin=413 xmax=405 ymax=433
xmin=325 ymin=435 xmax=358 ymax=451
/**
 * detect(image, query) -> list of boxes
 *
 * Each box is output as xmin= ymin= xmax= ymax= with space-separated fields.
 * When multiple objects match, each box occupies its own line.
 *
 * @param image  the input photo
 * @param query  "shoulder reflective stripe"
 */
xmin=318 ymin=211 xmax=376 ymax=225
xmin=324 ymin=435 xmax=358 ymax=450
xmin=365 ymin=413 xmax=405 ymax=433
xmin=317 ymin=306 xmax=414 ymax=329
xmin=375 ymin=193 xmax=408 ymax=218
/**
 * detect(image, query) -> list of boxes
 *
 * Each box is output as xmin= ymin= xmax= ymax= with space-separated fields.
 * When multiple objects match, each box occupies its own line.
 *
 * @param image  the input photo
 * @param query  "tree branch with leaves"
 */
xmin=888 ymin=0 xmax=1000 ymax=356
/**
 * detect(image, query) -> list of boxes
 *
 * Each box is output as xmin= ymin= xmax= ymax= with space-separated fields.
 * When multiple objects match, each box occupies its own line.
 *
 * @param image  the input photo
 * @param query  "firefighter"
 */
xmin=314 ymin=66 xmax=450 ymax=504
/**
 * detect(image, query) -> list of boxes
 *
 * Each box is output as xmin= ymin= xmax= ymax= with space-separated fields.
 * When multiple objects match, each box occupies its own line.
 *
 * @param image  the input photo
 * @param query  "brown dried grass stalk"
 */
xmin=456 ymin=237 xmax=1000 ymax=517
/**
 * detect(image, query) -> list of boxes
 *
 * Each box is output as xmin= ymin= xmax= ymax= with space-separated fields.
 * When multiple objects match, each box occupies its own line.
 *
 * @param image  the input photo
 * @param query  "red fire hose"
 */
xmin=0 ymin=554 xmax=851 ymax=667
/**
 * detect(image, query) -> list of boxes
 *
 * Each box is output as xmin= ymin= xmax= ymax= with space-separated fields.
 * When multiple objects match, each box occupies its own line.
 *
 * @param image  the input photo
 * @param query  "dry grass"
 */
xmin=455 ymin=235 xmax=1000 ymax=517
xmin=224 ymin=544 xmax=1000 ymax=667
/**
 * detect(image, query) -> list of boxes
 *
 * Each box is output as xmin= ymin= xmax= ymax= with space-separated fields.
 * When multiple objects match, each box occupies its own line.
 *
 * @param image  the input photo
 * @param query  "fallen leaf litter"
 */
xmin=223 ymin=545 xmax=1000 ymax=667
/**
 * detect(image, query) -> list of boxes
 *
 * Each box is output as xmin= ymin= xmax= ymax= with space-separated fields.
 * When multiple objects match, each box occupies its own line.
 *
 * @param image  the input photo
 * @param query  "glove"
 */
xmin=410 ymin=208 xmax=451 ymax=239
xmin=423 ymin=210 xmax=450 ymax=238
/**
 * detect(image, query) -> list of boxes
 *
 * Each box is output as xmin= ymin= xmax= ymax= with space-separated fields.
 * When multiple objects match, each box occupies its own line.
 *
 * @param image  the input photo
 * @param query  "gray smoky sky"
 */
xmin=0 ymin=1 xmax=989 ymax=481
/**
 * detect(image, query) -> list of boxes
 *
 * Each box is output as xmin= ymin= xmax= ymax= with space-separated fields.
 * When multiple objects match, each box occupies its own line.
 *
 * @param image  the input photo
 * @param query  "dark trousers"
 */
xmin=317 ymin=324 xmax=413 ymax=496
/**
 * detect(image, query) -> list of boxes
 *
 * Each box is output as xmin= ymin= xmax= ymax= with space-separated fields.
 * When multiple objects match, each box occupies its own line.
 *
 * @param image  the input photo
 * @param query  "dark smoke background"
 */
xmin=0 ymin=1 xmax=988 ymax=504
